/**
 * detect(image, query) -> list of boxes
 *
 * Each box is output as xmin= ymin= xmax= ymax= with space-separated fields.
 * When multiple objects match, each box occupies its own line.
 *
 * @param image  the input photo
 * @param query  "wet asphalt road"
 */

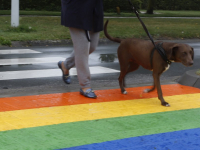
xmin=0 ymin=39 xmax=200 ymax=98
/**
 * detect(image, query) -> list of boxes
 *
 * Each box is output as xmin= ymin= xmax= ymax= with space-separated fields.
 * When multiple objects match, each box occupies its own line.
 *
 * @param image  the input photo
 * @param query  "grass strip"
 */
xmin=1 ymin=10 xmax=200 ymax=17
xmin=0 ymin=16 xmax=200 ymax=42
xmin=0 ymin=108 xmax=200 ymax=150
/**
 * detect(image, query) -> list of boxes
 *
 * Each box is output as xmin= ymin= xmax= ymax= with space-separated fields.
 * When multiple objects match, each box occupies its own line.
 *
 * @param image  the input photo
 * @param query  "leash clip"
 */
xmin=132 ymin=6 xmax=139 ymax=14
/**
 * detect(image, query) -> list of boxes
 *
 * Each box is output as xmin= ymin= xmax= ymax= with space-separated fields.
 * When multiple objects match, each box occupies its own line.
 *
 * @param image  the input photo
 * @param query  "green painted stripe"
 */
xmin=0 ymin=108 xmax=200 ymax=150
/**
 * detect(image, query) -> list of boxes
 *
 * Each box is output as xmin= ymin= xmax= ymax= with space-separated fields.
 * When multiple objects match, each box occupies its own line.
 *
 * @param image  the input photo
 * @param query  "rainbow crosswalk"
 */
xmin=0 ymin=84 xmax=200 ymax=150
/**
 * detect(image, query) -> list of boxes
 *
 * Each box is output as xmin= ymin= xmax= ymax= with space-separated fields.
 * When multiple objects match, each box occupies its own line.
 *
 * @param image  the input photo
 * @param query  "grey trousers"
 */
xmin=64 ymin=27 xmax=100 ymax=88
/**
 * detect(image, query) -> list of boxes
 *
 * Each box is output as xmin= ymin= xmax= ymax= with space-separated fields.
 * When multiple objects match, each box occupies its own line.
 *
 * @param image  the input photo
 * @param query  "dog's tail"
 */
xmin=104 ymin=20 xmax=122 ymax=43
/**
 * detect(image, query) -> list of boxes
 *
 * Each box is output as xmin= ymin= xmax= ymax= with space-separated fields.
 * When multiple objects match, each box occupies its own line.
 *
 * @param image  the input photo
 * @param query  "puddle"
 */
xmin=99 ymin=53 xmax=118 ymax=63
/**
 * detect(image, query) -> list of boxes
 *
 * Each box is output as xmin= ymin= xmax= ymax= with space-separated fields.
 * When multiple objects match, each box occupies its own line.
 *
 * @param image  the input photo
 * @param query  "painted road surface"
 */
xmin=0 ymin=84 xmax=200 ymax=150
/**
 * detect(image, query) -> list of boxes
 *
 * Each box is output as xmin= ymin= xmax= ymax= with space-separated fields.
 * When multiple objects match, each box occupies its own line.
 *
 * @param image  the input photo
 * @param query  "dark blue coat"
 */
xmin=61 ymin=0 xmax=104 ymax=32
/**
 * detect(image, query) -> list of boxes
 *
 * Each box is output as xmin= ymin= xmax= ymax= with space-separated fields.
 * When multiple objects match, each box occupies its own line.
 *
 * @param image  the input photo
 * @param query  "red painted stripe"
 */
xmin=0 ymin=84 xmax=199 ymax=112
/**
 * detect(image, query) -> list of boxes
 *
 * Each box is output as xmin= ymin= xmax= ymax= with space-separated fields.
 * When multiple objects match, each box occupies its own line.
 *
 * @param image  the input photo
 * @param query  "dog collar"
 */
xmin=151 ymin=43 xmax=172 ymax=68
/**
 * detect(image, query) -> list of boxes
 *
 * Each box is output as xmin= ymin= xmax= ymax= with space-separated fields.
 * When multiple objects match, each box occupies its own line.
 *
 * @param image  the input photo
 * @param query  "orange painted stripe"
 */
xmin=0 ymin=84 xmax=199 ymax=112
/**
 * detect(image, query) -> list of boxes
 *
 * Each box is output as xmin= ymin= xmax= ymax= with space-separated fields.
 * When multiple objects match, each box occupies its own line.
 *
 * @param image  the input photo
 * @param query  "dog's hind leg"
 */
xmin=143 ymin=85 xmax=155 ymax=93
xmin=119 ymin=61 xmax=139 ymax=94
xmin=123 ymin=61 xmax=140 ymax=88
xmin=118 ymin=64 xmax=129 ymax=94
xmin=143 ymin=78 xmax=155 ymax=93
xmin=126 ymin=61 xmax=140 ymax=74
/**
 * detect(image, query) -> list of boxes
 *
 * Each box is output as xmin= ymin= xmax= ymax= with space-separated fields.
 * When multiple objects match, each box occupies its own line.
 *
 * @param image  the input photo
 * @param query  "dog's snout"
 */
xmin=189 ymin=61 xmax=194 ymax=66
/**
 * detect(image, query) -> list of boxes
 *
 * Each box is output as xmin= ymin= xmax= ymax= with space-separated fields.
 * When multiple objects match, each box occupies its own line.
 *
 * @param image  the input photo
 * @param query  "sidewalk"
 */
xmin=0 ymin=84 xmax=200 ymax=149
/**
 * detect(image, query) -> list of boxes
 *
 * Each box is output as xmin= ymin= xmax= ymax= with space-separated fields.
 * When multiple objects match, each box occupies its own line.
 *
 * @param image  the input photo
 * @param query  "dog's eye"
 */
xmin=183 ymin=52 xmax=187 ymax=55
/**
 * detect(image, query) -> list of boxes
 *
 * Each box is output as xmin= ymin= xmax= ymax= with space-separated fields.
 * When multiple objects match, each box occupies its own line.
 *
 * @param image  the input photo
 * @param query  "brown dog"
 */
xmin=104 ymin=20 xmax=194 ymax=106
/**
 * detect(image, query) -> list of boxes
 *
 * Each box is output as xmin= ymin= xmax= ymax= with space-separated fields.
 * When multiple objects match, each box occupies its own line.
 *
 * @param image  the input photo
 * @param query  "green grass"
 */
xmin=104 ymin=18 xmax=200 ymax=39
xmin=0 ymin=25 xmax=36 ymax=45
xmin=0 ymin=10 xmax=61 ymax=16
xmin=1 ymin=16 xmax=199 ymax=42
xmin=6 ymin=24 xmax=37 ymax=33
xmin=105 ymin=10 xmax=200 ymax=17
xmin=196 ymin=70 xmax=200 ymax=76
xmin=0 ymin=16 xmax=71 ymax=41
xmin=1 ymin=10 xmax=200 ymax=17
xmin=0 ymin=37 xmax=11 ymax=46
xmin=0 ymin=9 xmax=200 ymax=44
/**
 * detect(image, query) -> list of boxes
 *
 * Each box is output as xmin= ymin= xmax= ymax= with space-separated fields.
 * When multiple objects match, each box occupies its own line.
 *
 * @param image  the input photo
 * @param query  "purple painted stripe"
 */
xmin=58 ymin=128 xmax=200 ymax=150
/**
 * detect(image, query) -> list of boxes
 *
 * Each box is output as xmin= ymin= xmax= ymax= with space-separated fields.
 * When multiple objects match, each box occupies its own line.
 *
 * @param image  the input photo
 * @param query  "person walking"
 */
xmin=58 ymin=0 xmax=104 ymax=98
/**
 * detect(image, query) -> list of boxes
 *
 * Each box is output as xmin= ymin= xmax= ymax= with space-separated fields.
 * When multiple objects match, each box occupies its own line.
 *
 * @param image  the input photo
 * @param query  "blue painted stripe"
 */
xmin=58 ymin=128 xmax=200 ymax=150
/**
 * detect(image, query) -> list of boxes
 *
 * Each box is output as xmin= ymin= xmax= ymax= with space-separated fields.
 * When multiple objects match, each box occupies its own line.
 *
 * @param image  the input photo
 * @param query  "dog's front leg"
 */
xmin=153 ymin=72 xmax=170 ymax=107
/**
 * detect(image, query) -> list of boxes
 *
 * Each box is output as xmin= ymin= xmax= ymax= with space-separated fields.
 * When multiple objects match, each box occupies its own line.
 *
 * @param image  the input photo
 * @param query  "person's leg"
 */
xmin=81 ymin=30 xmax=100 ymax=92
xmin=61 ymin=31 xmax=99 ymax=75
xmin=58 ymin=38 xmax=75 ymax=84
xmin=59 ymin=51 xmax=74 ymax=77
xmin=63 ymin=51 xmax=75 ymax=72
xmin=60 ymin=28 xmax=100 ymax=97
xmin=69 ymin=27 xmax=91 ymax=90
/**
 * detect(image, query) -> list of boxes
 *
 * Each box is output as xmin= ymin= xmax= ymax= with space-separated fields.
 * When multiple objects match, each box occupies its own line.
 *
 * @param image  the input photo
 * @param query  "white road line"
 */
xmin=0 ymin=66 xmax=120 ymax=80
xmin=0 ymin=57 xmax=65 ymax=65
xmin=0 ymin=49 xmax=41 ymax=54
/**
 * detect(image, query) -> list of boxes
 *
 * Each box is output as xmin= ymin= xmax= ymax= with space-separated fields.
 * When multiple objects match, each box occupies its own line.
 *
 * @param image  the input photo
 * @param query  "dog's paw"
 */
xmin=143 ymin=89 xmax=150 ymax=93
xmin=123 ymin=91 xmax=128 ymax=95
xmin=162 ymin=102 xmax=170 ymax=107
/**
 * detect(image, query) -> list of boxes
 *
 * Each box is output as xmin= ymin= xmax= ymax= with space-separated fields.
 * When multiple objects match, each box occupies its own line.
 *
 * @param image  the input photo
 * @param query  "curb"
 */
xmin=178 ymin=69 xmax=200 ymax=89
xmin=0 ymin=39 xmax=117 ymax=48
xmin=1 ymin=38 xmax=200 ymax=48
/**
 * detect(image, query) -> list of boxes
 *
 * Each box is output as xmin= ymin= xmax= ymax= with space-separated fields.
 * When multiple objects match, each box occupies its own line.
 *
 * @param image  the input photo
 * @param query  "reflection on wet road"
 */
xmin=99 ymin=53 xmax=118 ymax=63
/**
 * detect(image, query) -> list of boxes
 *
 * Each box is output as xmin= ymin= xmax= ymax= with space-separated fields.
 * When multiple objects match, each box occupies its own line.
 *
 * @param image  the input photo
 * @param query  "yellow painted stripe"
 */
xmin=0 ymin=93 xmax=200 ymax=131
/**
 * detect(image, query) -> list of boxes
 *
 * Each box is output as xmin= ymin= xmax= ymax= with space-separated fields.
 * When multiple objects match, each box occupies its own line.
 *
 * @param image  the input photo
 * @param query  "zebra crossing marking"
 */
xmin=0 ymin=49 xmax=41 ymax=54
xmin=0 ymin=66 xmax=119 ymax=80
xmin=0 ymin=57 xmax=65 ymax=65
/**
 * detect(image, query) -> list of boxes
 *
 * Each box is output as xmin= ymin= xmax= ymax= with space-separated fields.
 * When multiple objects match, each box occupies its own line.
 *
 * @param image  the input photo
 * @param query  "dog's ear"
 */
xmin=171 ymin=45 xmax=179 ymax=56
xmin=167 ymin=44 xmax=179 ymax=60
xmin=162 ymin=43 xmax=179 ymax=60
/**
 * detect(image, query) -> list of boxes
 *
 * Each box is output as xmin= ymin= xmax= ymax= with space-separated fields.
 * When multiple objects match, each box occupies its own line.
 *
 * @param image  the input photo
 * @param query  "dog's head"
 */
xmin=170 ymin=44 xmax=194 ymax=67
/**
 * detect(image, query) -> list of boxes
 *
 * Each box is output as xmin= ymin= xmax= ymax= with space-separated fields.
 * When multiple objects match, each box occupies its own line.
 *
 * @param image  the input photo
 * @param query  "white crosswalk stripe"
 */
xmin=0 ymin=49 xmax=41 ymax=54
xmin=0 ymin=57 xmax=65 ymax=65
xmin=0 ymin=67 xmax=119 ymax=80
xmin=0 ymin=48 xmax=119 ymax=81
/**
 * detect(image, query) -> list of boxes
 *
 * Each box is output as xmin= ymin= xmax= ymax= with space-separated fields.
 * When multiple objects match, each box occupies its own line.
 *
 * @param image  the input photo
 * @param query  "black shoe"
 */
xmin=80 ymin=88 xmax=97 ymax=98
xmin=58 ymin=61 xmax=71 ymax=84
